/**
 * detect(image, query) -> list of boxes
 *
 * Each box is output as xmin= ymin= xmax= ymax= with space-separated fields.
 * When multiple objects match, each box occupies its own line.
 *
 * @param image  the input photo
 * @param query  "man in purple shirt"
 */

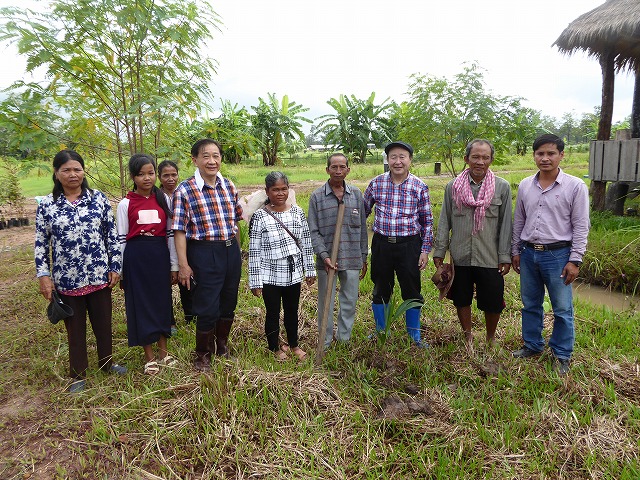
xmin=364 ymin=141 xmax=434 ymax=347
xmin=511 ymin=134 xmax=590 ymax=376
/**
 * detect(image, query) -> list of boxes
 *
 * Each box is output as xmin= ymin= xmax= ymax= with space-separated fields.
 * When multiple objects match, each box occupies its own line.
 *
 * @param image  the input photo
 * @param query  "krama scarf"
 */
xmin=451 ymin=168 xmax=495 ymax=235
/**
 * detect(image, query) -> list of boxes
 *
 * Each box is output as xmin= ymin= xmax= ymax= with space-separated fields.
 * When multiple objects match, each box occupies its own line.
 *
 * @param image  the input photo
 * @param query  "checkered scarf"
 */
xmin=451 ymin=168 xmax=495 ymax=235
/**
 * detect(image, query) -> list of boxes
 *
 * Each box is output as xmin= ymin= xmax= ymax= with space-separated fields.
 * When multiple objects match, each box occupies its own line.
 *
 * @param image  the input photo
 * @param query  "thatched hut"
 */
xmin=554 ymin=0 xmax=640 ymax=212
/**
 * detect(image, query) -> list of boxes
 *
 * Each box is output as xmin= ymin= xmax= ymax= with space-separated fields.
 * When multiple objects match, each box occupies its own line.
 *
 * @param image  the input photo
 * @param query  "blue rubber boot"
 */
xmin=372 ymin=303 xmax=386 ymax=332
xmin=405 ymin=308 xmax=427 ymax=348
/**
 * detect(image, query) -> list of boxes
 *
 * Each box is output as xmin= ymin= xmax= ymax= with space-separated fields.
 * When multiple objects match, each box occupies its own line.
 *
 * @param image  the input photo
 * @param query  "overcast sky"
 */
xmin=0 ymin=0 xmax=635 ymax=127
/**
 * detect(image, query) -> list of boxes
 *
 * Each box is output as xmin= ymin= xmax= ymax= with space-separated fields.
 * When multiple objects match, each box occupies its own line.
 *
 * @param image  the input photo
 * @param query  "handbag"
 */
xmin=263 ymin=206 xmax=302 ymax=251
xmin=47 ymin=290 xmax=74 ymax=324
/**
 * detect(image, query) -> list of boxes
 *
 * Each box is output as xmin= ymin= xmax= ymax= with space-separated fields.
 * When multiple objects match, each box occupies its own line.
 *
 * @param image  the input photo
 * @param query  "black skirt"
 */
xmin=123 ymin=236 xmax=172 ymax=346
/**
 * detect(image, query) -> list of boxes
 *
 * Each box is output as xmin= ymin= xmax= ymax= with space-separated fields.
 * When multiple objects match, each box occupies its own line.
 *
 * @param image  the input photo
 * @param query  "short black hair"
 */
xmin=191 ymin=139 xmax=223 ymax=158
xmin=533 ymin=134 xmax=564 ymax=153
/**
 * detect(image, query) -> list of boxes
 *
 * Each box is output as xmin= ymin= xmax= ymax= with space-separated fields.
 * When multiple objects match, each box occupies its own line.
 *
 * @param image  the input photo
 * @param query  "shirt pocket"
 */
xmin=485 ymin=198 xmax=502 ymax=218
xmin=348 ymin=208 xmax=362 ymax=227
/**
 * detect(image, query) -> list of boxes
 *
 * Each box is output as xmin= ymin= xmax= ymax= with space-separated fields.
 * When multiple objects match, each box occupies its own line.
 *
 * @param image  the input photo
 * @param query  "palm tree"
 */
xmin=316 ymin=93 xmax=395 ymax=163
xmin=251 ymin=94 xmax=311 ymax=166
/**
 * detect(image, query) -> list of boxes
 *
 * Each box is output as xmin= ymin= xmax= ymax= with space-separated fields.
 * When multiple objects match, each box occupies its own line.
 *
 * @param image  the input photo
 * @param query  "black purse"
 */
xmin=47 ymin=290 xmax=74 ymax=324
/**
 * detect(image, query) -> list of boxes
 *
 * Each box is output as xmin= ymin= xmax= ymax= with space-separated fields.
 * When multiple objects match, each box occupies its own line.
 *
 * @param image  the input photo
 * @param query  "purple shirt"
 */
xmin=364 ymin=172 xmax=433 ymax=254
xmin=511 ymin=168 xmax=590 ymax=262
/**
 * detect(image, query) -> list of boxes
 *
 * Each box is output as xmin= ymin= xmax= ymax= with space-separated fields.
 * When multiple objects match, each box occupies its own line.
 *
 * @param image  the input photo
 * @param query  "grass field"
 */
xmin=1 ymin=150 xmax=639 ymax=478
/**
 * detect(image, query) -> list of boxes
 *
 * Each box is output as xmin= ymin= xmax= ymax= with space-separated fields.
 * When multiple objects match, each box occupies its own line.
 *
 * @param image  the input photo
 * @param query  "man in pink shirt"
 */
xmin=511 ymin=134 xmax=590 ymax=376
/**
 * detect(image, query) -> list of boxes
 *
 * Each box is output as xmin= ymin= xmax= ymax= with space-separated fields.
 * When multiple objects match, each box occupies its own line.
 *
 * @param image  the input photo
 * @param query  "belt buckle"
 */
xmin=225 ymin=238 xmax=233 ymax=247
xmin=534 ymin=244 xmax=544 ymax=251
xmin=388 ymin=236 xmax=397 ymax=244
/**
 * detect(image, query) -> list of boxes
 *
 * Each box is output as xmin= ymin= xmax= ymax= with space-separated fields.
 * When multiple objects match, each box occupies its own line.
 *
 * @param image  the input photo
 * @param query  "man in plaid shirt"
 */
xmin=364 ymin=141 xmax=433 ymax=347
xmin=173 ymin=139 xmax=243 ymax=370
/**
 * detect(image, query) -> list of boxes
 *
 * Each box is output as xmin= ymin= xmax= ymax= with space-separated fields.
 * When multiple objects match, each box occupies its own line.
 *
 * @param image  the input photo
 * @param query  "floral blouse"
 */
xmin=34 ymin=189 xmax=122 ymax=291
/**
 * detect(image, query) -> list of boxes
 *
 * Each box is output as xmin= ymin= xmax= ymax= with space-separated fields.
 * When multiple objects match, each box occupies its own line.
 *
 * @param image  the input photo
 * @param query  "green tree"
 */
xmin=0 ymin=0 xmax=219 ymax=195
xmin=251 ymin=93 xmax=310 ymax=167
xmin=192 ymin=101 xmax=257 ymax=164
xmin=399 ymin=63 xmax=523 ymax=176
xmin=316 ymin=92 xmax=395 ymax=163
xmin=505 ymin=107 xmax=542 ymax=156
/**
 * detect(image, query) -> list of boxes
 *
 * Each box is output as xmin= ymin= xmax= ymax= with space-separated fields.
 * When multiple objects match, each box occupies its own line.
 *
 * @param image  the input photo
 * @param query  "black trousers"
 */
xmin=60 ymin=287 xmax=113 ymax=379
xmin=187 ymin=238 xmax=241 ymax=331
xmin=370 ymin=233 xmax=424 ymax=304
xmin=262 ymin=283 xmax=301 ymax=351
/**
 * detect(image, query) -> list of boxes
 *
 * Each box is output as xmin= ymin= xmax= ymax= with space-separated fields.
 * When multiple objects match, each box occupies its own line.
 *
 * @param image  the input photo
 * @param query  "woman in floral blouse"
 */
xmin=35 ymin=150 xmax=127 ymax=393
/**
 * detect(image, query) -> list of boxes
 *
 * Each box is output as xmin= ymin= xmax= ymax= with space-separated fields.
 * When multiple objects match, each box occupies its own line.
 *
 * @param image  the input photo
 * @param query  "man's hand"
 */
xmin=511 ymin=255 xmax=520 ymax=274
xmin=178 ymin=264 xmax=194 ymax=290
xmin=418 ymin=253 xmax=429 ymax=271
xmin=38 ymin=276 xmax=54 ymax=301
xmin=561 ymin=262 xmax=579 ymax=285
xmin=359 ymin=261 xmax=368 ymax=280
xmin=323 ymin=257 xmax=337 ymax=273
xmin=498 ymin=263 xmax=511 ymax=276
xmin=305 ymin=276 xmax=316 ymax=286
xmin=107 ymin=271 xmax=120 ymax=288
xmin=433 ymin=257 xmax=444 ymax=269
xmin=170 ymin=271 xmax=179 ymax=285
xmin=251 ymin=288 xmax=262 ymax=297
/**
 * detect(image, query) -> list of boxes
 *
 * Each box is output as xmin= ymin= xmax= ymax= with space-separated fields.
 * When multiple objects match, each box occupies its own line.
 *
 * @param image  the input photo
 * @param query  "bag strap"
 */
xmin=263 ymin=206 xmax=301 ymax=251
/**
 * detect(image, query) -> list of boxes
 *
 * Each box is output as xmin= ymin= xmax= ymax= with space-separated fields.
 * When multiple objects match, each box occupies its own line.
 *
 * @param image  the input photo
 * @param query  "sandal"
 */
xmin=274 ymin=349 xmax=288 ymax=362
xmin=158 ymin=355 xmax=178 ymax=367
xmin=144 ymin=360 xmax=160 ymax=375
xmin=291 ymin=347 xmax=307 ymax=362
xmin=280 ymin=343 xmax=290 ymax=353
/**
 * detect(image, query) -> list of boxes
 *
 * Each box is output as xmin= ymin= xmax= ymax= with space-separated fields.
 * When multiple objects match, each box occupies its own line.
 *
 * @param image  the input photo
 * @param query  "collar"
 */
xmin=194 ymin=169 xmax=223 ymax=191
xmin=323 ymin=180 xmax=352 ymax=196
xmin=534 ymin=167 xmax=564 ymax=186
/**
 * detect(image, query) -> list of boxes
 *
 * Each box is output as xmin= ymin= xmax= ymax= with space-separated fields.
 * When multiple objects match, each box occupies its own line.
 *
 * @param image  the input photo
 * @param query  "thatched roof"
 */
xmin=554 ymin=0 xmax=640 ymax=71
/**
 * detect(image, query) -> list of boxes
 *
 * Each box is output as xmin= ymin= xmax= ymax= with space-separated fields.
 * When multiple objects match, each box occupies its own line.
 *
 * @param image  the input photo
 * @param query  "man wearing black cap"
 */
xmin=363 ymin=141 xmax=433 ymax=347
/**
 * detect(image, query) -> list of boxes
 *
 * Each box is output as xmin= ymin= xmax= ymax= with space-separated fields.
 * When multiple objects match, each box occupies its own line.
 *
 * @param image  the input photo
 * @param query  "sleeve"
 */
xmin=432 ymin=183 xmax=452 ymax=259
xmin=34 ymin=199 xmax=52 ymax=278
xmin=307 ymin=191 xmax=328 ymax=261
xmin=569 ymin=181 xmax=590 ymax=261
xmin=298 ymin=208 xmax=316 ymax=278
xmin=248 ymin=212 xmax=264 ymax=289
xmin=116 ymin=198 xmax=129 ymax=260
xmin=357 ymin=190 xmax=369 ymax=263
xmin=102 ymin=193 xmax=122 ymax=274
xmin=166 ymin=220 xmax=179 ymax=272
xmin=418 ymin=183 xmax=434 ymax=254
xmin=172 ymin=186 xmax=187 ymax=232
xmin=363 ymin=179 xmax=375 ymax=217
xmin=497 ymin=181 xmax=513 ymax=264
xmin=511 ymin=183 xmax=526 ymax=257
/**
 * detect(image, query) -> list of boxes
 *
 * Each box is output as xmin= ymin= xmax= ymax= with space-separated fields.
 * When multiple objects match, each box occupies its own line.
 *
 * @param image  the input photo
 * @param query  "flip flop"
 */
xmin=280 ymin=343 xmax=291 ymax=353
xmin=158 ymin=355 xmax=178 ymax=367
xmin=144 ymin=360 xmax=160 ymax=375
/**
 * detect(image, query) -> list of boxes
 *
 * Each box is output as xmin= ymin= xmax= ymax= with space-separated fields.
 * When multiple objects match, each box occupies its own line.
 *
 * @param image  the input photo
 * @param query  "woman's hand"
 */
xmin=38 ymin=276 xmax=54 ymax=301
xmin=108 ymin=271 xmax=120 ymax=288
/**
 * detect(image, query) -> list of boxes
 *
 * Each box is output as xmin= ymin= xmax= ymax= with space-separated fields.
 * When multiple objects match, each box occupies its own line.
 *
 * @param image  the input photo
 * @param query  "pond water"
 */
xmin=573 ymin=281 xmax=639 ymax=312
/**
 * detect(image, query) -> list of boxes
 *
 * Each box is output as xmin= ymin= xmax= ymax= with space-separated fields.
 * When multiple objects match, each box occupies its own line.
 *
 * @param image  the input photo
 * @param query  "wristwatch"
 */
xmin=569 ymin=261 xmax=582 ymax=268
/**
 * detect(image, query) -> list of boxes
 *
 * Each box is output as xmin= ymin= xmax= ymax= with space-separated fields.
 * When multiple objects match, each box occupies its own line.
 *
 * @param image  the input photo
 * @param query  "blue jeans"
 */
xmin=519 ymin=245 xmax=574 ymax=360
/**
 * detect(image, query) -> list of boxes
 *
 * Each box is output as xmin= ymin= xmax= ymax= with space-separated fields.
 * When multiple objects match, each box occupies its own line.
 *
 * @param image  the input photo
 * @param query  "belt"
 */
xmin=374 ymin=233 xmax=420 ymax=244
xmin=189 ymin=236 xmax=236 ymax=247
xmin=524 ymin=241 xmax=571 ymax=251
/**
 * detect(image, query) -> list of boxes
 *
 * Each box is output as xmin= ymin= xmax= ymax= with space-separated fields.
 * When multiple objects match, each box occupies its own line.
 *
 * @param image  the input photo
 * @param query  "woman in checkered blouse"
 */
xmin=248 ymin=172 xmax=316 ymax=362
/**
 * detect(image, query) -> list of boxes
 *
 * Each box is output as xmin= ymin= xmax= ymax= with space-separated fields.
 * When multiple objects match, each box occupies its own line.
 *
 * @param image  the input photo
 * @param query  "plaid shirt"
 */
xmin=171 ymin=170 xmax=242 ymax=240
xmin=248 ymin=206 xmax=316 ymax=289
xmin=364 ymin=172 xmax=434 ymax=253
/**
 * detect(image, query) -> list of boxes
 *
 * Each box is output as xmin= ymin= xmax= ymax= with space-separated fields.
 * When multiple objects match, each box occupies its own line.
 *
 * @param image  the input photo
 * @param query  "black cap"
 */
xmin=384 ymin=141 xmax=413 ymax=156
xmin=47 ymin=290 xmax=74 ymax=324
